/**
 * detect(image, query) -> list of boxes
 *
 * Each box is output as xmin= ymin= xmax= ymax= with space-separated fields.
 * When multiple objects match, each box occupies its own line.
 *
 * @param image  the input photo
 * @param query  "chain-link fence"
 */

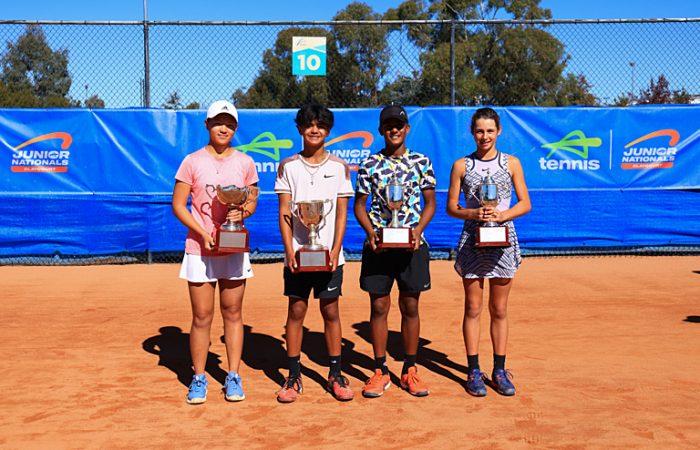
xmin=1 ymin=19 xmax=699 ymax=108
xmin=3 ymin=19 xmax=700 ymax=265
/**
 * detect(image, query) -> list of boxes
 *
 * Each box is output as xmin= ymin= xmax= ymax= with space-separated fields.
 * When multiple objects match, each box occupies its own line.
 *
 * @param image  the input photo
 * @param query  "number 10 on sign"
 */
xmin=292 ymin=37 xmax=327 ymax=76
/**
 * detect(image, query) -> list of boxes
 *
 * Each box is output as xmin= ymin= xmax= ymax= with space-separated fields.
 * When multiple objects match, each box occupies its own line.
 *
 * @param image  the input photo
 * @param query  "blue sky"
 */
xmin=3 ymin=0 xmax=700 ymax=21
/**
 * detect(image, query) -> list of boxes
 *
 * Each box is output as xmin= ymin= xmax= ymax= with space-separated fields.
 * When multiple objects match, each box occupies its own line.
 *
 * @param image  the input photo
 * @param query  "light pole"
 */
xmin=629 ymin=61 xmax=636 ymax=94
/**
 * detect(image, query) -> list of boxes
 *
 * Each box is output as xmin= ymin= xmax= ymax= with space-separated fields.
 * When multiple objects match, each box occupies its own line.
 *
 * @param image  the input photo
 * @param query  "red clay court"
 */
xmin=1 ymin=257 xmax=699 ymax=448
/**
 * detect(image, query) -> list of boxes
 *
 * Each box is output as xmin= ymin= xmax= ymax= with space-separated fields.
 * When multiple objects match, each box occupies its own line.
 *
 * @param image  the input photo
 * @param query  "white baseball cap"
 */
xmin=206 ymin=100 xmax=239 ymax=122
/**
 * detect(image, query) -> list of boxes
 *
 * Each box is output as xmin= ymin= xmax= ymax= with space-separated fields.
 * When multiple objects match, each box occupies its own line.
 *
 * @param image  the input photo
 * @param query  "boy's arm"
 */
xmin=277 ymin=192 xmax=297 ymax=271
xmin=353 ymin=192 xmax=378 ymax=251
xmin=412 ymin=188 xmax=436 ymax=250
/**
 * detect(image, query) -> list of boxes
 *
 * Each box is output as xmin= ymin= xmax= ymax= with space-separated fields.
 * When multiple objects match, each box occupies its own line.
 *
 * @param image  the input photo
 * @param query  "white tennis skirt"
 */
xmin=179 ymin=253 xmax=254 ymax=282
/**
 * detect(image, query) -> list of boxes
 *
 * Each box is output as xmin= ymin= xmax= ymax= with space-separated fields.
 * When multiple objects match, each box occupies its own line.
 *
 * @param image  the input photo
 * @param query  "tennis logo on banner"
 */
xmin=292 ymin=37 xmax=326 ymax=76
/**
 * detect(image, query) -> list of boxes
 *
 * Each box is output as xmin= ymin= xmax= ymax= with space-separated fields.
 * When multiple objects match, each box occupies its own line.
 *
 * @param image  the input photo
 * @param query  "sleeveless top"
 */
xmin=453 ymin=151 xmax=521 ymax=279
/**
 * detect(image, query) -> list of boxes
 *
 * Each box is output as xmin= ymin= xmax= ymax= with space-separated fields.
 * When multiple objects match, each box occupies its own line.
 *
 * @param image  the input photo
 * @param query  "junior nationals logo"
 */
xmin=11 ymin=132 xmax=73 ymax=173
xmin=621 ymin=129 xmax=679 ymax=170
xmin=326 ymin=131 xmax=374 ymax=170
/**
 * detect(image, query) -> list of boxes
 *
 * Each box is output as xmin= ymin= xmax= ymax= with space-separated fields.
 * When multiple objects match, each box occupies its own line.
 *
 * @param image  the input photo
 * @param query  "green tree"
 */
xmin=162 ymin=91 xmax=183 ymax=109
xmin=382 ymin=0 xmax=596 ymax=106
xmin=236 ymin=2 xmax=388 ymax=108
xmin=236 ymin=27 xmax=334 ymax=108
xmin=0 ymin=24 xmax=72 ymax=107
xmin=332 ymin=2 xmax=389 ymax=105
xmin=85 ymin=94 xmax=105 ymax=109
xmin=614 ymin=75 xmax=690 ymax=106
xmin=635 ymin=75 xmax=690 ymax=104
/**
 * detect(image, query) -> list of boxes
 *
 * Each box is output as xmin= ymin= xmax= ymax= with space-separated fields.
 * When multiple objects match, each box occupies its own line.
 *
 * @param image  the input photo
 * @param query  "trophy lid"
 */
xmin=480 ymin=169 xmax=496 ymax=185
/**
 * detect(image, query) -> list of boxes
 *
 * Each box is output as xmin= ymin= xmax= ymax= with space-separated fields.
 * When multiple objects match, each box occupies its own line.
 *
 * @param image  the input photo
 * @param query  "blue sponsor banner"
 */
xmin=0 ymin=106 xmax=699 ymax=257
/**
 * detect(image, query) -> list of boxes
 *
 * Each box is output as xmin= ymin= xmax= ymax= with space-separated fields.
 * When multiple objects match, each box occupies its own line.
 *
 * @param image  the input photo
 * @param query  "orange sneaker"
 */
xmin=400 ymin=366 xmax=429 ymax=397
xmin=276 ymin=376 xmax=303 ymax=403
xmin=362 ymin=369 xmax=391 ymax=398
xmin=327 ymin=374 xmax=354 ymax=401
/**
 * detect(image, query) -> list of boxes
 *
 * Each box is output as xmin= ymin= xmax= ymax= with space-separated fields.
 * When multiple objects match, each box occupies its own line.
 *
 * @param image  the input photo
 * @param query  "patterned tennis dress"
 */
xmin=454 ymin=151 xmax=521 ymax=279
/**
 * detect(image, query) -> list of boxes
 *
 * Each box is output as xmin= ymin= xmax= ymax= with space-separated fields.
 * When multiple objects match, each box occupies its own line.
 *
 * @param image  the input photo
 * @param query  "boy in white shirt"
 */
xmin=274 ymin=104 xmax=355 ymax=403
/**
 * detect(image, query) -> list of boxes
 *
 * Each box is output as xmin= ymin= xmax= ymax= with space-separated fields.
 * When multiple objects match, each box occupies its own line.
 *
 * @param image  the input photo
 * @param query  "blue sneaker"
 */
xmin=466 ymin=369 xmax=487 ymax=397
xmin=223 ymin=371 xmax=245 ymax=402
xmin=187 ymin=374 xmax=208 ymax=404
xmin=491 ymin=369 xmax=516 ymax=396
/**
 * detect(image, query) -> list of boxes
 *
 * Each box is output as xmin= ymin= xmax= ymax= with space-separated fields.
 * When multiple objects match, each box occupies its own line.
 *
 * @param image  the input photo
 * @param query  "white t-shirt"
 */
xmin=274 ymin=153 xmax=354 ymax=265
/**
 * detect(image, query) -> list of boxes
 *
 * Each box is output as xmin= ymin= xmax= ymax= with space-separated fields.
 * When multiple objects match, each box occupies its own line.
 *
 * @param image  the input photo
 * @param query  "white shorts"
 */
xmin=179 ymin=253 xmax=254 ymax=282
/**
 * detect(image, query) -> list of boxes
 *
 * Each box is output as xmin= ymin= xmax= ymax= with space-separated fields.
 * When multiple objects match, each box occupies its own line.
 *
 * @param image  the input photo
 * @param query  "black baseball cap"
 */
xmin=379 ymin=105 xmax=409 ymax=126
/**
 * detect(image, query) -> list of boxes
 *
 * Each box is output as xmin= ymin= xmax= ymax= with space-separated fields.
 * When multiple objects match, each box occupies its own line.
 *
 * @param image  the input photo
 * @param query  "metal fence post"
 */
xmin=450 ymin=20 xmax=456 ymax=106
xmin=143 ymin=0 xmax=151 ymax=107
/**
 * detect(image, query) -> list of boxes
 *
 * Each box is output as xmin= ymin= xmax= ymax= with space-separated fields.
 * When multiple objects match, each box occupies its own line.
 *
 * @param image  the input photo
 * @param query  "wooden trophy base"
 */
xmin=474 ymin=225 xmax=510 ymax=248
xmin=377 ymin=227 xmax=414 ymax=250
xmin=295 ymin=248 xmax=331 ymax=272
xmin=214 ymin=228 xmax=250 ymax=253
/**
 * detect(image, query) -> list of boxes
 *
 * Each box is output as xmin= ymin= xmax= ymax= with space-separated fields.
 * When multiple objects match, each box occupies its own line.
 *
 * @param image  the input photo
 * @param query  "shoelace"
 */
xmin=284 ymin=376 xmax=300 ymax=390
xmin=366 ymin=372 xmax=385 ymax=385
xmin=406 ymin=371 xmax=422 ymax=385
xmin=494 ymin=370 xmax=514 ymax=383
xmin=468 ymin=371 xmax=485 ymax=382
xmin=332 ymin=375 xmax=350 ymax=388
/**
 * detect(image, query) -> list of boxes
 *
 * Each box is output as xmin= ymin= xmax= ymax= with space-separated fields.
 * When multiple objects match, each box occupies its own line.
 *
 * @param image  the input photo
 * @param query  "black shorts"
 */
xmin=283 ymin=265 xmax=344 ymax=299
xmin=359 ymin=243 xmax=431 ymax=294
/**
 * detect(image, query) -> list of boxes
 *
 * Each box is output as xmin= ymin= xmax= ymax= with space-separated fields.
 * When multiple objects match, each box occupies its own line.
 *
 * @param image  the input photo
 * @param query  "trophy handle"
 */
xmin=289 ymin=200 xmax=298 ymax=219
xmin=245 ymin=186 xmax=260 ymax=205
xmin=319 ymin=199 xmax=333 ymax=230
xmin=376 ymin=186 xmax=387 ymax=206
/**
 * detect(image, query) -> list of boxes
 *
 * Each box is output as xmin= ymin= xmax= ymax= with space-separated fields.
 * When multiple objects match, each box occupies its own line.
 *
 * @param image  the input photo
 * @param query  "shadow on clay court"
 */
xmin=237 ymin=325 xmax=287 ymax=387
xmin=683 ymin=316 xmax=700 ymax=323
xmin=142 ymin=326 xmax=228 ymax=387
xmin=352 ymin=321 xmax=470 ymax=389
xmin=297 ymin=326 xmax=377 ymax=389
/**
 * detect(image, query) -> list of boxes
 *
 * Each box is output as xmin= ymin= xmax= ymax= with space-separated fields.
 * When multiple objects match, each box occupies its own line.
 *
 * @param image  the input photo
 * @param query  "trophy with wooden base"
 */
xmin=291 ymin=199 xmax=333 ymax=272
xmin=377 ymin=176 xmax=414 ymax=250
xmin=212 ymin=184 xmax=259 ymax=253
xmin=474 ymin=170 xmax=510 ymax=247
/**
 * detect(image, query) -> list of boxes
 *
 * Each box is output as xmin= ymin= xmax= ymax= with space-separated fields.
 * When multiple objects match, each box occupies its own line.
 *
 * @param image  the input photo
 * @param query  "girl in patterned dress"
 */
xmin=446 ymin=107 xmax=531 ymax=397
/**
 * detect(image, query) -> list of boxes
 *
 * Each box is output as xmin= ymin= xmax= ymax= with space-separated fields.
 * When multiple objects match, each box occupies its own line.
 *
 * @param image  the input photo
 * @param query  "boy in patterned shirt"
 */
xmin=353 ymin=105 xmax=437 ymax=398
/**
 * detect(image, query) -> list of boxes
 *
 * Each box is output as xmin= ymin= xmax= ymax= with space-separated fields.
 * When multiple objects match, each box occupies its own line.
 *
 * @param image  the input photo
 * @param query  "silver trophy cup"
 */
xmin=216 ymin=185 xmax=259 ymax=230
xmin=206 ymin=184 xmax=260 ymax=253
xmin=377 ymin=175 xmax=413 ymax=249
xmin=290 ymin=199 xmax=333 ymax=249
xmin=478 ymin=173 xmax=499 ymax=227
xmin=385 ymin=179 xmax=404 ymax=228
xmin=473 ymin=169 xmax=509 ymax=247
